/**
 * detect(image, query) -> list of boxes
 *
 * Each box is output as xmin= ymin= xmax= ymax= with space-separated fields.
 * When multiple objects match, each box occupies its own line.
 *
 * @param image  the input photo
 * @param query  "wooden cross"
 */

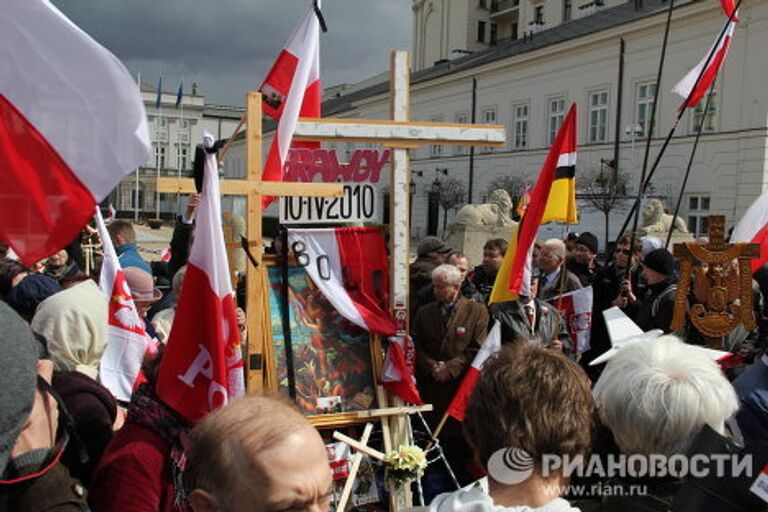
xmin=291 ymin=51 xmax=505 ymax=509
xmin=156 ymin=92 xmax=344 ymax=392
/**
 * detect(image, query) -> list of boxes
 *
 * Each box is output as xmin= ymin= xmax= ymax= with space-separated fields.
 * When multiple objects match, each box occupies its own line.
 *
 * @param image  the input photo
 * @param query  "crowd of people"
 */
xmin=409 ymin=231 xmax=768 ymax=510
xmin=1 ymin=201 xmax=767 ymax=511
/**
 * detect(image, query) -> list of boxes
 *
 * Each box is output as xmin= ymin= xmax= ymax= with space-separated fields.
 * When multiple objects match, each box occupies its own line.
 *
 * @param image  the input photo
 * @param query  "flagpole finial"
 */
xmin=313 ymin=0 xmax=328 ymax=33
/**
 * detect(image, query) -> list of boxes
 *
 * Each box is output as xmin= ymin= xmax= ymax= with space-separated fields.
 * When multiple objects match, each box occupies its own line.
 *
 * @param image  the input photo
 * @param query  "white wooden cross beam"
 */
xmin=157 ymin=92 xmax=343 ymax=392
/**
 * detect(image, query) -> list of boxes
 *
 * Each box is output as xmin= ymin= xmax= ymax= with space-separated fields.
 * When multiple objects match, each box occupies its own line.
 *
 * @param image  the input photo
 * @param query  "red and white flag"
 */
xmin=550 ymin=287 xmax=594 ymax=355
xmin=0 ymin=0 xmax=150 ymax=266
xmin=446 ymin=321 xmax=502 ymax=421
xmin=506 ymin=104 xmax=577 ymax=295
xmin=95 ymin=208 xmax=155 ymax=402
xmin=672 ymin=19 xmax=735 ymax=110
xmin=260 ymin=1 xmax=322 ymax=209
xmin=156 ymin=134 xmax=245 ymax=422
xmin=286 ymin=228 xmax=397 ymax=335
xmin=381 ymin=335 xmax=422 ymax=405
xmin=720 ymin=0 xmax=739 ymax=21
xmin=731 ymin=187 xmax=768 ymax=273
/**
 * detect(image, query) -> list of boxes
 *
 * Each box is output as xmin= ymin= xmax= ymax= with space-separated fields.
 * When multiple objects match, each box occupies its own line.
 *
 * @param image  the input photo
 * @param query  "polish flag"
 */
xmin=507 ymin=105 xmax=577 ymax=295
xmin=156 ymin=133 xmax=245 ymax=422
xmin=446 ymin=321 xmax=502 ymax=421
xmin=286 ymin=228 xmax=397 ymax=335
xmin=381 ymin=335 xmax=423 ymax=405
xmin=672 ymin=20 xmax=735 ymax=110
xmin=720 ymin=0 xmax=739 ymax=22
xmin=260 ymin=1 xmax=322 ymax=209
xmin=731 ymin=187 xmax=768 ymax=273
xmin=550 ymin=286 xmax=594 ymax=355
xmin=95 ymin=207 xmax=155 ymax=402
xmin=0 ymin=0 xmax=150 ymax=266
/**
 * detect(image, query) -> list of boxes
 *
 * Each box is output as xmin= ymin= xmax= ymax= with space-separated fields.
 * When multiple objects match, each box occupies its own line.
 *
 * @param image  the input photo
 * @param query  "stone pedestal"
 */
xmin=445 ymin=222 xmax=517 ymax=267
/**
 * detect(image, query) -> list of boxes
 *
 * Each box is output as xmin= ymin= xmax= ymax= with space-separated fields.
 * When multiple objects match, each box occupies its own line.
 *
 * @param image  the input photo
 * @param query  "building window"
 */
xmin=589 ymin=90 xmax=609 ymax=143
xmin=176 ymin=146 xmax=188 ymax=170
xmin=513 ymin=103 xmax=529 ymax=149
xmin=477 ymin=21 xmax=486 ymax=43
xmin=534 ymin=6 xmax=544 ymax=25
xmin=154 ymin=145 xmax=166 ymax=169
xmin=635 ymin=81 xmax=657 ymax=138
xmin=478 ymin=0 xmax=487 ymax=8
xmin=687 ymin=195 xmax=711 ymax=237
xmin=692 ymin=91 xmax=718 ymax=133
xmin=455 ymin=113 xmax=469 ymax=155
xmin=482 ymin=108 xmax=497 ymax=152
xmin=564 ymin=0 xmax=572 ymax=22
xmin=431 ymin=116 xmax=444 ymax=157
xmin=490 ymin=23 xmax=498 ymax=45
xmin=548 ymin=97 xmax=565 ymax=145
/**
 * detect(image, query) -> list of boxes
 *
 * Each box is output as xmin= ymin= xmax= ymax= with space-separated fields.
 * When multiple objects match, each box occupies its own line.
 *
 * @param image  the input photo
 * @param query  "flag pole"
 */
xmin=665 ymin=78 xmax=718 ymax=249
xmin=155 ymin=75 xmax=163 ymax=220
xmin=135 ymin=71 xmax=141 ymax=223
xmin=177 ymin=80 xmax=184 ymax=215
xmin=217 ymin=113 xmax=247 ymax=165
xmin=280 ymin=227 xmax=297 ymax=400
xmin=427 ymin=411 xmax=451 ymax=449
xmin=616 ymin=1 xmax=742 ymax=244
xmin=624 ymin=0 xmax=676 ymax=280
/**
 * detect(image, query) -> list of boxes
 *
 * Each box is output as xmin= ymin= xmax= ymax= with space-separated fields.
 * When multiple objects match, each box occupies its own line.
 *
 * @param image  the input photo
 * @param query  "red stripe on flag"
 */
xmin=508 ymin=105 xmax=577 ymax=294
xmin=0 ymin=95 xmax=95 ymax=266
xmin=335 ymin=227 xmax=396 ymax=335
xmin=156 ymin=263 xmax=241 ymax=422
xmin=446 ymin=367 xmax=480 ymax=421
xmin=260 ymin=49 xmax=299 ymax=121
xmin=751 ymin=224 xmax=768 ymax=273
xmin=720 ymin=0 xmax=739 ymax=21
xmin=681 ymin=35 xmax=732 ymax=110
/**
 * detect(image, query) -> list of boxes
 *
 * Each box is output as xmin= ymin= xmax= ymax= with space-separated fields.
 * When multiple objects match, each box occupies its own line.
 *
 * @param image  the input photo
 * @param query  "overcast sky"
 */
xmin=53 ymin=0 xmax=412 ymax=107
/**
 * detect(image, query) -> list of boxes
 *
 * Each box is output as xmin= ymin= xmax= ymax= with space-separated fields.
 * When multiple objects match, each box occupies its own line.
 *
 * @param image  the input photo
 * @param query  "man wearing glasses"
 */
xmin=581 ymin=235 xmax=642 ymax=378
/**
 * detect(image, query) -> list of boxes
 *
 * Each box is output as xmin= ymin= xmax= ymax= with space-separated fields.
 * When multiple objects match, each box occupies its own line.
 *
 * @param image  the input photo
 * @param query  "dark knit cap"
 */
xmin=5 ymin=273 xmax=61 ymax=320
xmin=417 ymin=236 xmax=451 ymax=257
xmin=643 ymin=248 xmax=675 ymax=276
xmin=0 ymin=302 xmax=38 ymax=474
xmin=577 ymin=232 xmax=599 ymax=254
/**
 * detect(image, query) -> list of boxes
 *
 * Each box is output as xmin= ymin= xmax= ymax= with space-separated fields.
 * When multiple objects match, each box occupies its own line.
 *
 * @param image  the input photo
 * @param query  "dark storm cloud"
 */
xmin=52 ymin=0 xmax=411 ymax=106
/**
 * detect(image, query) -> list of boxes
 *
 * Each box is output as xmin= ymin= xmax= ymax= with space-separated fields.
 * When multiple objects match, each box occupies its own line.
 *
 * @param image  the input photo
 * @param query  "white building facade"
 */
xmin=112 ymin=83 xmax=243 ymax=220
xmin=224 ymin=0 xmax=767 ymax=252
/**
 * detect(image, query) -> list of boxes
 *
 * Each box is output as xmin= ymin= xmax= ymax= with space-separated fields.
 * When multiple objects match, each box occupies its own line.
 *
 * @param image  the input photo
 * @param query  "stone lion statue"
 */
xmin=640 ymin=198 xmax=689 ymax=236
xmin=454 ymin=189 xmax=515 ymax=226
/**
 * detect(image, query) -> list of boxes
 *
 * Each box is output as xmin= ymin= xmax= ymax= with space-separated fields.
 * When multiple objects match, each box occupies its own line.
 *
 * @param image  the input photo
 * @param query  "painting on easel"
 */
xmin=263 ymin=256 xmax=382 ymax=426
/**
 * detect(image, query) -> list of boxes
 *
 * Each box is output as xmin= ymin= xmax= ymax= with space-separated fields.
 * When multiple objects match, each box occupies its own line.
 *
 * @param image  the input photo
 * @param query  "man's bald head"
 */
xmin=186 ymin=395 xmax=332 ymax=512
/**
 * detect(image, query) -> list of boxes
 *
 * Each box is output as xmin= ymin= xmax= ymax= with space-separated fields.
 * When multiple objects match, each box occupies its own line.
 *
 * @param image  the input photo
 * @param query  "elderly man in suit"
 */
xmin=412 ymin=264 xmax=489 ymax=488
xmin=536 ymin=238 xmax=582 ymax=302
xmin=489 ymin=277 xmax=574 ymax=356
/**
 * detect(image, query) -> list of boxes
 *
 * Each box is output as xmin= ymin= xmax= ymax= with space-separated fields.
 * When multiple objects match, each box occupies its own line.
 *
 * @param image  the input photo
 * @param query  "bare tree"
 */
xmin=580 ymin=165 xmax=631 ymax=252
xmin=486 ymin=175 xmax=527 ymax=220
xmin=436 ymin=177 xmax=467 ymax=237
